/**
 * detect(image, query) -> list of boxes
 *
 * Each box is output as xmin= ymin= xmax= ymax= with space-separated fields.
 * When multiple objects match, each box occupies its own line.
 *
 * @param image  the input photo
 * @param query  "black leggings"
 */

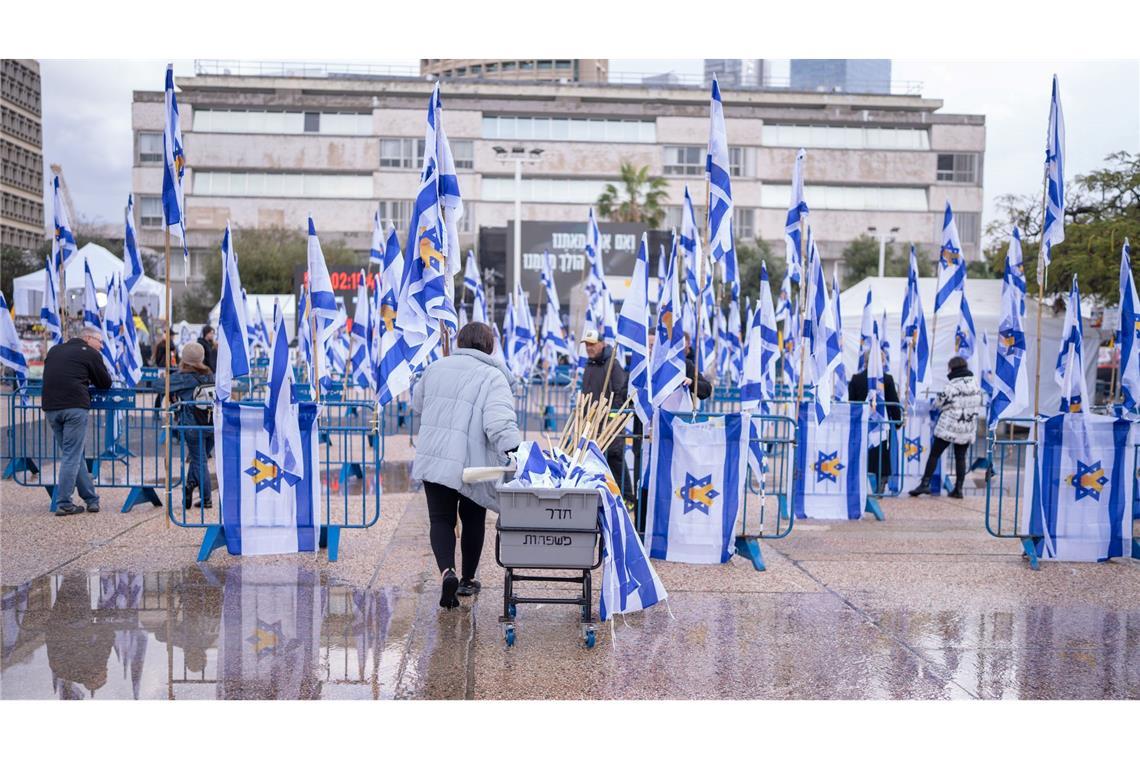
xmin=423 ymin=481 xmax=486 ymax=580
xmin=922 ymin=437 xmax=969 ymax=488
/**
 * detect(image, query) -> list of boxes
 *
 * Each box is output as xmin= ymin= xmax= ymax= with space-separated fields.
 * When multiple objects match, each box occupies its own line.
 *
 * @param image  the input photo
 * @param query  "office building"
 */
xmin=420 ymin=59 xmax=609 ymax=84
xmin=790 ymin=59 xmax=892 ymax=94
xmin=704 ymin=59 xmax=764 ymax=88
xmin=2 ymin=59 xmax=44 ymax=250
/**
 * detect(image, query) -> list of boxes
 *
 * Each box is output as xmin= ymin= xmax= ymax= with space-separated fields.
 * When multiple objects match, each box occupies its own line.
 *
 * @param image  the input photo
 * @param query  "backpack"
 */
xmin=191 ymin=383 xmax=216 ymax=424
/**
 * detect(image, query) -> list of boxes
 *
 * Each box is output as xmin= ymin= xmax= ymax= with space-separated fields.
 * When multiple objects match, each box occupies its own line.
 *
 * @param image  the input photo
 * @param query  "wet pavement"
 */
xmin=1 ymin=464 xmax=1138 ymax=699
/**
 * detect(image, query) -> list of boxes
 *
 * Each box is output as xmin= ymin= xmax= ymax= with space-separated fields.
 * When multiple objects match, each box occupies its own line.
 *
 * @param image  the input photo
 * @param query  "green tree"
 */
xmin=839 ymin=235 xmax=933 ymax=288
xmin=596 ymin=162 xmax=668 ymax=228
xmin=981 ymin=151 xmax=1140 ymax=304
xmin=733 ymin=239 xmax=781 ymax=308
xmin=1 ymin=230 xmax=156 ymax=307
xmin=176 ymin=226 xmax=361 ymax=322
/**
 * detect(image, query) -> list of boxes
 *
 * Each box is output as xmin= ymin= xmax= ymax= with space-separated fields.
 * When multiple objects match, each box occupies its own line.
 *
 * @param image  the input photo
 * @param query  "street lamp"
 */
xmin=494 ymin=144 xmax=544 ymax=293
xmin=867 ymin=225 xmax=900 ymax=278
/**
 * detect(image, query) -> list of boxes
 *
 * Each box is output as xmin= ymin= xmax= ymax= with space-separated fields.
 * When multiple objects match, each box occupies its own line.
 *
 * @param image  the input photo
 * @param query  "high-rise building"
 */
xmin=790 ymin=59 xmax=892 ymax=94
xmin=420 ymin=59 xmax=609 ymax=84
xmin=1 ymin=59 xmax=44 ymax=250
xmin=704 ymin=59 xmax=764 ymax=88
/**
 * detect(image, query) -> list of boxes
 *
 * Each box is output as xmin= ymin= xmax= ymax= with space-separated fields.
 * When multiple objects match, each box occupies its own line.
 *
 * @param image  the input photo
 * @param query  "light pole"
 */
xmin=867 ymin=225 xmax=900 ymax=278
xmin=493 ymin=145 xmax=544 ymax=293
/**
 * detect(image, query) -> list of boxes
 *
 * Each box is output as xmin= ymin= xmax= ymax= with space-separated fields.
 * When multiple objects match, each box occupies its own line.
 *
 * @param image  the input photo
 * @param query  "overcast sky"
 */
xmin=39 ymin=58 xmax=1138 ymax=240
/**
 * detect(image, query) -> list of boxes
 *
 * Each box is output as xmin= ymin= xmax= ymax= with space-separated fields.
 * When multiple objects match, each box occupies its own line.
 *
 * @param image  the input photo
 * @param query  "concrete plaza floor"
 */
xmin=2 ymin=462 xmax=1136 ymax=700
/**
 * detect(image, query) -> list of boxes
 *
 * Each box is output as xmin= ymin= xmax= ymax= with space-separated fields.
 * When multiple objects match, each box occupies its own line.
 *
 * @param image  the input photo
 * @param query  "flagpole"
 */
xmin=793 ymin=217 xmax=810 ymax=418
xmin=162 ymin=226 xmax=172 ymax=528
xmin=311 ymin=296 xmax=322 ymax=405
xmin=695 ymin=178 xmax=709 ymax=410
xmin=1032 ymin=164 xmax=1051 ymax=426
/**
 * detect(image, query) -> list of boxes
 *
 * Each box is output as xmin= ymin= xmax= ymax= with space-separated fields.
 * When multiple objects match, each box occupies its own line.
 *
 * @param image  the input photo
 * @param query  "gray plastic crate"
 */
xmin=496 ymin=485 xmax=600 ymax=531
xmin=497 ymin=526 xmax=598 ymax=569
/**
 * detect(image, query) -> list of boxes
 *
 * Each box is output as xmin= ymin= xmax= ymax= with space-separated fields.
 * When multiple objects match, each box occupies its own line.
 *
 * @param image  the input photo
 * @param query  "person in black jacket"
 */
xmin=169 ymin=342 xmax=215 ymax=509
xmin=196 ymin=326 xmax=218 ymax=374
xmin=847 ymin=367 xmax=902 ymax=493
xmin=683 ymin=339 xmax=713 ymax=401
xmin=579 ymin=329 xmax=632 ymax=498
xmin=41 ymin=327 xmax=114 ymax=516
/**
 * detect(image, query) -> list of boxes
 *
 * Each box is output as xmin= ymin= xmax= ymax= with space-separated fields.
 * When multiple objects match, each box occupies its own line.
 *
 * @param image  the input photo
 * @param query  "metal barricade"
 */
xmin=984 ymin=418 xmax=1041 ymax=568
xmin=4 ymin=387 xmax=174 ymax=512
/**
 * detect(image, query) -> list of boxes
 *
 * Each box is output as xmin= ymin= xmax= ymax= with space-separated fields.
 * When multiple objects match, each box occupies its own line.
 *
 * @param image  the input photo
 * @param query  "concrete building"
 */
xmin=1 ymin=59 xmax=44 ymax=250
xmin=704 ymin=59 xmax=764 ymax=88
xmin=420 ymin=59 xmax=609 ymax=84
xmin=130 ymin=61 xmax=984 ymax=300
xmin=790 ymin=59 xmax=892 ymax=95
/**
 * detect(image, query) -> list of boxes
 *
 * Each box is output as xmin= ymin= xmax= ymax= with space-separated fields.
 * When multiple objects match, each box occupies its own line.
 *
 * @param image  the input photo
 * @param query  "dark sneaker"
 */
xmin=85 ymin=503 xmax=100 ymax=513
xmin=439 ymin=570 xmax=460 ymax=609
xmin=457 ymin=578 xmax=482 ymax=597
xmin=193 ymin=501 xmax=214 ymax=510
xmin=55 ymin=503 xmax=84 ymax=516
xmin=947 ymin=489 xmax=964 ymax=499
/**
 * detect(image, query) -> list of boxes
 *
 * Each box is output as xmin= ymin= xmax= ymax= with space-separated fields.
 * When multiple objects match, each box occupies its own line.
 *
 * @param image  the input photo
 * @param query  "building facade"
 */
xmin=704 ymin=59 xmax=764 ymax=88
xmin=420 ymin=59 xmax=609 ymax=84
xmin=1 ymin=59 xmax=44 ymax=251
xmin=790 ymin=59 xmax=893 ymax=95
xmin=130 ymin=63 xmax=984 ymax=299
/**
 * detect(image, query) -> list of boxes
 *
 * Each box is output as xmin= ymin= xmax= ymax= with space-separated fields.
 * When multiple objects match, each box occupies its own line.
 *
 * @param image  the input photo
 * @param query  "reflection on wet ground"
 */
xmin=2 ymin=567 xmax=1136 ymax=699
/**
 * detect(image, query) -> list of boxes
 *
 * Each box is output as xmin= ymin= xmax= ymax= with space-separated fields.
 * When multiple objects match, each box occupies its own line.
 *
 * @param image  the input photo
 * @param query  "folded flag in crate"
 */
xmin=1020 ymin=412 xmax=1133 ymax=562
xmin=646 ymin=411 xmax=749 ymax=564
xmin=503 ymin=441 xmax=667 ymax=620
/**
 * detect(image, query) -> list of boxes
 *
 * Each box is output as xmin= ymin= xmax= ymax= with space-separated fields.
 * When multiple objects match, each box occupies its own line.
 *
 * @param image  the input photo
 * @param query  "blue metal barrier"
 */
xmin=984 ymin=419 xmax=1041 ymax=569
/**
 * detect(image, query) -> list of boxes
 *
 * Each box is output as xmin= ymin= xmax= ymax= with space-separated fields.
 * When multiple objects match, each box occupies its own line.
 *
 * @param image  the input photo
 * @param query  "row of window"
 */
xmin=760 ymin=184 xmax=929 ymax=212
xmin=1 ymin=66 xmax=41 ymax=116
xmin=193 ymin=109 xmax=373 ymax=136
xmin=661 ymin=205 xmax=758 ymax=240
xmin=2 ymin=105 xmax=41 ymax=147
xmin=432 ymin=60 xmax=576 ymax=77
xmin=1 ymin=223 xmax=43 ymax=251
xmin=193 ymin=171 xmax=374 ymax=198
xmin=763 ymin=124 xmax=931 ymax=151
xmin=1 ymin=191 xmax=43 ymax=228
xmin=482 ymin=115 xmax=656 ymax=143
xmin=936 ymin=152 xmax=980 ymax=184
xmin=0 ymin=143 xmax=41 ymax=194
xmin=663 ymin=145 xmax=752 ymax=177
xmin=380 ymin=138 xmax=474 ymax=169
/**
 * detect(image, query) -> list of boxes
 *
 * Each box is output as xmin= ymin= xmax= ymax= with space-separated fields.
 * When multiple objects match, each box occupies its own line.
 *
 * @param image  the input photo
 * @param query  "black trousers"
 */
xmin=921 ymin=437 xmax=969 ymax=489
xmin=423 ymin=481 xmax=486 ymax=580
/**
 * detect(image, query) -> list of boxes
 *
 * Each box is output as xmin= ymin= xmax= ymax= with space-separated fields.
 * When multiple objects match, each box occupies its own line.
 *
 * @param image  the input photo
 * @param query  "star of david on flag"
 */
xmin=678 ymin=473 xmax=719 ymax=515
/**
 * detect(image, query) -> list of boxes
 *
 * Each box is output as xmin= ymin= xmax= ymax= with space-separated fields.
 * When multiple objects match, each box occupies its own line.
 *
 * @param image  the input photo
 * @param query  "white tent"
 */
xmin=208 ymin=294 xmax=296 ymax=342
xmin=837 ymin=276 xmax=1108 ymax=415
xmin=11 ymin=242 xmax=166 ymax=319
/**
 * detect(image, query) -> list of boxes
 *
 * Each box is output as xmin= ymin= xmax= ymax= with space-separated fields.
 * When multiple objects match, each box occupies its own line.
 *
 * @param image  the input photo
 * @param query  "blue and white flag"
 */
xmin=741 ymin=261 xmax=779 ymax=411
xmin=0 ymin=291 xmax=27 ymax=387
xmin=679 ymin=186 xmax=702 ymax=304
xmin=978 ymin=330 xmax=995 ymax=401
xmin=651 ymin=233 xmax=688 ymax=406
xmin=296 ymin=285 xmax=313 ymax=393
xmin=433 ymin=86 xmax=464 ymax=278
xmin=1023 ymin=412 xmax=1132 ymax=562
xmin=866 ymin=317 xmax=886 ymax=434
xmin=216 ymin=224 xmax=251 ymax=402
xmin=251 ymin=298 xmax=271 ymax=351
xmin=774 ymin=273 xmax=791 ymax=325
xmin=263 ymin=307 xmax=304 ymax=488
xmin=463 ymin=249 xmax=480 ymax=299
xmin=804 ymin=232 xmax=840 ymax=423
xmin=879 ymin=311 xmax=892 ymax=377
xmin=51 ymin=175 xmax=78 ymax=268
xmin=540 ymin=305 xmax=569 ymax=360
xmin=348 ymin=270 xmax=372 ymax=390
xmin=584 ymin=208 xmax=606 ymax=300
xmin=784 ymin=148 xmax=808 ymax=285
xmin=539 ymin=249 xmax=560 ymax=312
xmin=1056 ymin=274 xmax=1088 ymax=414
xmin=990 ymin=227 xmax=1029 ymax=426
xmin=1040 ymin=74 xmax=1066 ymax=278
xmin=901 ymin=245 xmax=930 ymax=409
xmin=40 ymin=254 xmax=63 ymax=348
xmin=1116 ymin=238 xmax=1139 ymax=414
xmin=647 ymin=410 xmax=748 ymax=564
xmin=954 ymin=290 xmax=977 ymax=360
xmin=706 ymin=76 xmax=738 ymax=296
xmin=830 ymin=264 xmax=848 ymax=400
xmin=162 ymin=64 xmax=189 ymax=274
xmin=114 ymin=276 xmax=143 ymax=388
xmin=82 ymin=257 xmax=116 ymax=378
xmin=306 ymin=217 xmax=340 ymax=342
xmin=934 ymin=202 xmax=965 ymax=313
xmin=123 ymin=195 xmax=144 ymax=294
xmin=369 ymin=207 xmax=384 ymax=268
xmin=899 ymin=400 xmax=937 ymax=494
xmin=656 ymin=243 xmax=667 ymax=306
xmin=858 ymin=289 xmax=873 ymax=373
xmin=375 ymin=222 xmax=413 ymax=406
xmin=782 ymin=298 xmax=800 ymax=390
xmin=794 ymin=402 xmax=868 ymax=520
xmin=617 ymin=233 xmax=652 ymax=425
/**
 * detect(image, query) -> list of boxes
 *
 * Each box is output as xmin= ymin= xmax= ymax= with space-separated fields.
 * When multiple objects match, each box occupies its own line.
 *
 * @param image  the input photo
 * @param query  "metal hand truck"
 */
xmin=494 ymin=485 xmax=603 ymax=648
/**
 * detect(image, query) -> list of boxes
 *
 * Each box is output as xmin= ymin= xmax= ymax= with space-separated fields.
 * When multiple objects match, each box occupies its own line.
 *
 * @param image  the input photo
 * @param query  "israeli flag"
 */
xmin=656 ymin=243 xmax=667 ymax=307
xmin=804 ymin=232 xmax=840 ymax=423
xmin=934 ymin=202 xmax=966 ymax=313
xmin=502 ymin=293 xmax=516 ymax=368
xmin=1040 ymin=74 xmax=1066 ymax=277
xmin=539 ymin=249 xmax=560 ymax=312
xmin=901 ymin=245 xmax=930 ymax=409
xmin=899 ymin=400 xmax=936 ymax=494
xmin=782 ymin=300 xmax=800 ymax=390
xmin=216 ymin=395 xmax=319 ymax=555
xmin=954 ymin=290 xmax=977 ymax=360
xmin=1022 ymin=412 xmax=1133 ymax=562
xmin=123 ymin=195 xmax=144 ymax=294
xmin=858 ymin=289 xmax=873 ymax=373
xmin=434 ymin=86 xmax=464 ymax=278
xmin=348 ymin=270 xmax=372 ymax=390
xmin=161 ymin=64 xmax=189 ymax=273
xmin=114 ymin=277 xmax=143 ymax=388
xmin=251 ymin=298 xmax=271 ymax=351
xmin=296 ymin=285 xmax=313 ymax=393
xmin=264 ymin=307 xmax=304 ymax=483
xmin=1116 ymin=239 xmax=1139 ymax=414
xmin=830 ymin=265 xmax=848 ymax=400
xmin=774 ymin=272 xmax=791 ymax=325
xmin=706 ymin=76 xmax=738 ymax=296
xmin=0 ymin=291 xmax=27 ymax=388
xmin=1056 ymin=274 xmax=1088 ymax=413
xmin=794 ymin=401 xmax=868 ymax=520
xmin=216 ymin=224 xmax=251 ymax=402
xmin=725 ymin=296 xmax=743 ymax=383
xmin=990 ymin=227 xmax=1029 ymax=426
xmin=584 ymin=208 xmax=606 ymax=300
xmin=679 ymin=185 xmax=702 ymax=304
xmin=51 ymin=175 xmax=78 ymax=267
xmin=82 ymin=257 xmax=117 ymax=379
xmin=978 ymin=331 xmax=995 ymax=401
xmin=376 ymin=222 xmax=414 ymax=407
xmin=784 ymin=148 xmax=808 ymax=285
xmin=464 ymin=249 xmax=480 ymax=301
xmin=651 ymin=233 xmax=688 ymax=406
xmin=40 ymin=254 xmax=63 ymax=347
xmin=741 ymin=261 xmax=779 ymax=411
xmin=369 ymin=207 xmax=384 ymax=268
xmin=647 ymin=410 xmax=749 ymax=564
xmin=306 ymin=217 xmax=341 ymax=342
xmin=866 ymin=318 xmax=887 ymax=436
xmin=617 ymin=233 xmax=653 ymax=425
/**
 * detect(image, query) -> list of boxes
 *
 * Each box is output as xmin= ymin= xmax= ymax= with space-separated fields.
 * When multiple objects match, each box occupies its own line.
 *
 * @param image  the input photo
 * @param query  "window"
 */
xmin=139 ymin=196 xmax=164 ymax=227
xmin=954 ymin=211 xmax=981 ymax=245
xmin=662 ymin=204 xmax=706 ymax=231
xmin=193 ymin=109 xmax=369 ymax=135
xmin=663 ymin=145 xmax=704 ymax=176
xmin=763 ymin=124 xmax=930 ymax=151
xmin=378 ymin=199 xmax=414 ymax=231
xmin=452 ymin=140 xmax=474 ymax=170
xmin=734 ymin=207 xmax=755 ymax=240
xmin=470 ymin=64 xmax=482 ymax=75
xmin=379 ymin=138 xmax=418 ymax=169
xmin=729 ymin=146 xmax=747 ymax=177
xmin=937 ymin=153 xmax=979 ymax=183
xmin=304 ymin=112 xmax=320 ymax=133
xmin=761 ymin=184 xmax=928 ymax=211
xmin=556 ymin=60 xmax=572 ymax=70
xmin=485 ymin=63 xmax=498 ymax=73
xmin=457 ymin=201 xmax=474 ymax=233
xmin=520 ymin=61 xmax=534 ymax=70
xmin=502 ymin=61 xmax=516 ymax=71
xmin=538 ymin=60 xmax=553 ymax=71
xmin=483 ymin=115 xmax=655 ymax=143
xmin=137 ymin=131 xmax=163 ymax=163
xmin=482 ymin=177 xmax=611 ymax=204
xmin=194 ymin=172 xmax=372 ymax=198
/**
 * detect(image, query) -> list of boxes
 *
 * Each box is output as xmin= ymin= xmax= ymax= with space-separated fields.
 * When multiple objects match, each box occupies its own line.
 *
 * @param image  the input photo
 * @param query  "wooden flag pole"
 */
xmin=162 ymin=227 xmax=172 ymax=528
xmin=793 ymin=216 xmax=811 ymax=418
xmin=1032 ymin=165 xmax=1051 ymax=430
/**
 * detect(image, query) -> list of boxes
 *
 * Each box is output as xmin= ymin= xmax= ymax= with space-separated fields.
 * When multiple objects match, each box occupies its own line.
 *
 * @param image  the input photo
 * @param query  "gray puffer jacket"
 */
xmin=933 ymin=370 xmax=984 ymax=445
xmin=411 ymin=348 xmax=523 ymax=511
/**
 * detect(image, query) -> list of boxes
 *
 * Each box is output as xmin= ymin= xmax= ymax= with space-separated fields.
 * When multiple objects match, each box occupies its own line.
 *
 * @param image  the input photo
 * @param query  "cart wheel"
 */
xmin=508 ymin=604 xmax=517 ymax=619
xmin=504 ymin=625 xmax=516 ymax=647
xmin=585 ymin=629 xmax=596 ymax=649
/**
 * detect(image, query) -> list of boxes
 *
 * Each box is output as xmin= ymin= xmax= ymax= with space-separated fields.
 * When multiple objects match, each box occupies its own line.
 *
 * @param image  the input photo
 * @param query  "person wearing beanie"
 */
xmin=908 ymin=356 xmax=984 ymax=499
xmin=169 ymin=341 xmax=216 ymax=510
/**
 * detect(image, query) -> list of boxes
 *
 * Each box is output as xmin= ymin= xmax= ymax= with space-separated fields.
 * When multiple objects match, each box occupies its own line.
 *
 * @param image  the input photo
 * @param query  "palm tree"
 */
xmin=596 ymin=162 xmax=668 ymax=228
